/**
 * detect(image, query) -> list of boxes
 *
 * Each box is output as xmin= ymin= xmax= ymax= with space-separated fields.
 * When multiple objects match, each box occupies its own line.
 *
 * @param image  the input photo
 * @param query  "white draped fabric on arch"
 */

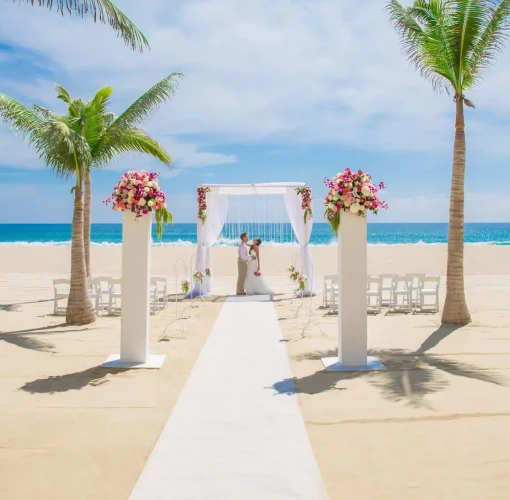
xmin=188 ymin=182 xmax=316 ymax=297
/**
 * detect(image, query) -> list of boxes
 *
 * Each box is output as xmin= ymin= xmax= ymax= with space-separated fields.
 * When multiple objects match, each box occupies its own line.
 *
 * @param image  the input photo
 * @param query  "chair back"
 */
xmin=379 ymin=274 xmax=398 ymax=287
xmin=53 ymin=278 xmax=70 ymax=290
xmin=405 ymin=273 xmax=426 ymax=288
xmin=109 ymin=278 xmax=122 ymax=293
xmin=366 ymin=276 xmax=382 ymax=291
xmin=323 ymin=275 xmax=338 ymax=284
xmin=392 ymin=276 xmax=412 ymax=291
xmin=418 ymin=276 xmax=440 ymax=289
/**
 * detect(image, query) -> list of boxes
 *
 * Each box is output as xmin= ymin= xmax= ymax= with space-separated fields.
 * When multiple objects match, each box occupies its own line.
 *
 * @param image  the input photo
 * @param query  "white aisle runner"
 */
xmin=130 ymin=296 xmax=328 ymax=500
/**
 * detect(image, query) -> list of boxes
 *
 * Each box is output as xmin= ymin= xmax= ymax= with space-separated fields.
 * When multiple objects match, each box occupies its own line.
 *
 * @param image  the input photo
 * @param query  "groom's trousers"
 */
xmin=237 ymin=258 xmax=248 ymax=294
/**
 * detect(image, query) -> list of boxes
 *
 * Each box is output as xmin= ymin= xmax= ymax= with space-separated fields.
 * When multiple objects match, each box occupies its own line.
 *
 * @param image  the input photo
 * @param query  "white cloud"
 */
xmin=1 ymin=0 xmax=509 ymax=158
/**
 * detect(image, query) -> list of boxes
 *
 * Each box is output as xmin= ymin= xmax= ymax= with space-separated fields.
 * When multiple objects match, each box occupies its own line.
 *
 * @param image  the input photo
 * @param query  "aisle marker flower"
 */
xmin=295 ymin=186 xmax=313 ymax=223
xmin=197 ymin=186 xmax=211 ymax=224
xmin=204 ymin=268 xmax=211 ymax=277
xmin=324 ymin=168 xmax=388 ymax=233
xmin=104 ymin=170 xmax=173 ymax=240
xmin=181 ymin=280 xmax=190 ymax=294
xmin=193 ymin=270 xmax=204 ymax=284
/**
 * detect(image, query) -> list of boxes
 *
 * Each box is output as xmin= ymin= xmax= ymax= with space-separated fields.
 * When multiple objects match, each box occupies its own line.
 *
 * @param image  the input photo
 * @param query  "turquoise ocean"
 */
xmin=0 ymin=223 xmax=509 ymax=246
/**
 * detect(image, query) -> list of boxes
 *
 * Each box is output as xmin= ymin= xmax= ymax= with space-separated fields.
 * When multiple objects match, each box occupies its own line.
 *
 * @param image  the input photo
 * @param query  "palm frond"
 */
xmin=34 ymin=120 xmax=91 ymax=181
xmin=14 ymin=0 xmax=150 ymax=52
xmin=387 ymin=0 xmax=460 ymax=92
xmin=464 ymin=0 xmax=510 ymax=88
xmin=82 ymin=86 xmax=113 ymax=148
xmin=55 ymin=83 xmax=72 ymax=103
xmin=92 ymin=127 xmax=171 ymax=167
xmin=110 ymin=73 xmax=183 ymax=130
xmin=0 ymin=93 xmax=46 ymax=138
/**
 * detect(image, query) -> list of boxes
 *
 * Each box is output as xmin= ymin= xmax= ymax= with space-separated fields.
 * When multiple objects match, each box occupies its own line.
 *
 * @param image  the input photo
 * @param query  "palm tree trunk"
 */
xmin=66 ymin=184 xmax=96 ymax=325
xmin=441 ymin=96 xmax=471 ymax=325
xmin=83 ymin=168 xmax=92 ymax=278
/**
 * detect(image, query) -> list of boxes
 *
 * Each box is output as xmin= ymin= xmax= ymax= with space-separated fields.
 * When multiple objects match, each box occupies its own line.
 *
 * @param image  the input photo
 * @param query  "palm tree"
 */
xmin=53 ymin=73 xmax=182 ymax=277
xmin=7 ymin=0 xmax=149 ymax=51
xmin=386 ymin=0 xmax=510 ymax=325
xmin=0 ymin=94 xmax=96 ymax=325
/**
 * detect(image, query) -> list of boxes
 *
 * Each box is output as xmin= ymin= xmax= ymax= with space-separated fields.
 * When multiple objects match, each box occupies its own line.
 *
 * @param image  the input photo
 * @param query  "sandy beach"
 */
xmin=1 ymin=244 xmax=510 ymax=499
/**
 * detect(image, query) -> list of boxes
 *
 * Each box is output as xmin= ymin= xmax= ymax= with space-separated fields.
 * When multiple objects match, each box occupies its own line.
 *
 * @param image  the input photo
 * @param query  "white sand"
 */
xmin=1 ymin=244 xmax=510 ymax=499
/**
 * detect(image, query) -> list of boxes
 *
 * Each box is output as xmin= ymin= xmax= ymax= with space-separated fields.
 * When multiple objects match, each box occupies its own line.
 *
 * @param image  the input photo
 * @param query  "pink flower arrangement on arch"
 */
xmin=324 ymin=168 xmax=388 ymax=233
xmin=197 ymin=186 xmax=211 ymax=224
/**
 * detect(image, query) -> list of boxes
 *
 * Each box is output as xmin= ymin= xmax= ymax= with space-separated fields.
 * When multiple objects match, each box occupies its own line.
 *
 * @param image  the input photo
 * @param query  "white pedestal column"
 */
xmin=102 ymin=211 xmax=165 ymax=369
xmin=321 ymin=211 xmax=385 ymax=372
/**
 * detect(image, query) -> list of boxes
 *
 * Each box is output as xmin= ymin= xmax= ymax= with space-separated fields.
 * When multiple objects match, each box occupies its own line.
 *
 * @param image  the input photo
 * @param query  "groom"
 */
xmin=237 ymin=232 xmax=256 ymax=295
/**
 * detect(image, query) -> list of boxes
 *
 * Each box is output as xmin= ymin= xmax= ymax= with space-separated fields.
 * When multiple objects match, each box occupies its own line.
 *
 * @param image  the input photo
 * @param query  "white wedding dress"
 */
xmin=244 ymin=250 xmax=274 ymax=296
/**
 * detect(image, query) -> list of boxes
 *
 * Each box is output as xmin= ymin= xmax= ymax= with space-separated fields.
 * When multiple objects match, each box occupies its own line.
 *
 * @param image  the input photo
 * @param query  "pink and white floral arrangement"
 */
xmin=193 ymin=270 xmax=204 ymax=284
xmin=181 ymin=280 xmax=190 ymax=294
xmin=295 ymin=186 xmax=313 ymax=223
xmin=287 ymin=265 xmax=307 ymax=292
xmin=204 ymin=268 xmax=211 ymax=278
xmin=104 ymin=171 xmax=173 ymax=240
xmin=197 ymin=186 xmax=211 ymax=224
xmin=324 ymin=168 xmax=388 ymax=233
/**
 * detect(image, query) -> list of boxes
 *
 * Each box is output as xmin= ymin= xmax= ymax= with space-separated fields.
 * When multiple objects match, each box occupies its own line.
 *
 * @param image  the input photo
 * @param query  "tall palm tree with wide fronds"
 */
xmin=53 ymin=73 xmax=182 ymax=277
xmin=5 ymin=0 xmax=149 ymax=51
xmin=0 ymin=94 xmax=96 ymax=325
xmin=386 ymin=0 xmax=510 ymax=325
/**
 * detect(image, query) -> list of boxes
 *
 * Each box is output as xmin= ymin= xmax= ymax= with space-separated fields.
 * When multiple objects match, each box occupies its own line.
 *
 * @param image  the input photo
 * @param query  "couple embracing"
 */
xmin=236 ymin=232 xmax=273 ymax=296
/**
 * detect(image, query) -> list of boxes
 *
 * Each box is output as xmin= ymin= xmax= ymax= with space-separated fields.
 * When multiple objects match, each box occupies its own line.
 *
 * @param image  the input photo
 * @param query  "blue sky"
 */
xmin=1 ymin=0 xmax=510 ymax=224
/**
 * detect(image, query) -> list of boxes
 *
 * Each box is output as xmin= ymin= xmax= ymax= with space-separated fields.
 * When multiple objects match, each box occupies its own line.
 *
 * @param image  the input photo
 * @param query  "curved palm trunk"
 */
xmin=441 ymin=96 xmax=471 ymax=325
xmin=83 ymin=168 xmax=92 ymax=278
xmin=66 ymin=183 xmax=96 ymax=325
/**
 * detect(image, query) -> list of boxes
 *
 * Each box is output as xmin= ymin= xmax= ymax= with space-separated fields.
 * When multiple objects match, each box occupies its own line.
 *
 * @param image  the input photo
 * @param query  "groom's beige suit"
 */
xmin=237 ymin=242 xmax=251 ymax=294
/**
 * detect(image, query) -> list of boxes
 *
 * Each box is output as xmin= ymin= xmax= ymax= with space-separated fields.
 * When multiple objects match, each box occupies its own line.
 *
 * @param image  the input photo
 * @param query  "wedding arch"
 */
xmin=190 ymin=182 xmax=316 ymax=297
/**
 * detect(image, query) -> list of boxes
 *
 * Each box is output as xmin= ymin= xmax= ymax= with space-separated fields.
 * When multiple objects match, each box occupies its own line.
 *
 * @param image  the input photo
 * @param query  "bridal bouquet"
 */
xmin=105 ymin=171 xmax=173 ymax=240
xmin=193 ymin=270 xmax=204 ymax=284
xmin=181 ymin=280 xmax=190 ymax=294
xmin=254 ymin=270 xmax=261 ymax=277
xmin=324 ymin=168 xmax=388 ymax=233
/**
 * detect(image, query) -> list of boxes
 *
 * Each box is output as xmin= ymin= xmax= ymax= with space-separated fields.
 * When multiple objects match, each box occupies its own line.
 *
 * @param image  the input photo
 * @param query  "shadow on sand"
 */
xmin=0 ymin=323 xmax=91 ymax=353
xmin=271 ymin=326 xmax=506 ymax=408
xmin=19 ymin=366 xmax=128 ymax=394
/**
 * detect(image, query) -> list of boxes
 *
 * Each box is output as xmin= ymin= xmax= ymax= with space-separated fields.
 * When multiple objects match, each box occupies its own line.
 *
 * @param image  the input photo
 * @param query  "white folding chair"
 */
xmin=389 ymin=276 xmax=413 ymax=313
xmin=366 ymin=276 xmax=382 ymax=314
xmin=405 ymin=273 xmax=426 ymax=309
xmin=94 ymin=276 xmax=111 ymax=306
xmin=53 ymin=279 xmax=70 ymax=315
xmin=322 ymin=275 xmax=338 ymax=309
xmin=150 ymin=278 xmax=165 ymax=314
xmin=417 ymin=276 xmax=440 ymax=313
xmin=87 ymin=278 xmax=105 ymax=315
xmin=108 ymin=278 xmax=122 ymax=315
xmin=152 ymin=276 xmax=168 ymax=309
xmin=379 ymin=274 xmax=398 ymax=307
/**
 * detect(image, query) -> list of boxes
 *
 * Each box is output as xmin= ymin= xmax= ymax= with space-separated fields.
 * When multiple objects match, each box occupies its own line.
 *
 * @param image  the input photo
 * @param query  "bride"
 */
xmin=244 ymin=238 xmax=274 ymax=295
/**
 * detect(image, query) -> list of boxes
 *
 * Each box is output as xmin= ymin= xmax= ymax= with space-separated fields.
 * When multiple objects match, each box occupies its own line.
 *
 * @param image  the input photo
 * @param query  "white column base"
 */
xmin=101 ymin=354 xmax=166 ymax=369
xmin=321 ymin=355 xmax=386 ymax=372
